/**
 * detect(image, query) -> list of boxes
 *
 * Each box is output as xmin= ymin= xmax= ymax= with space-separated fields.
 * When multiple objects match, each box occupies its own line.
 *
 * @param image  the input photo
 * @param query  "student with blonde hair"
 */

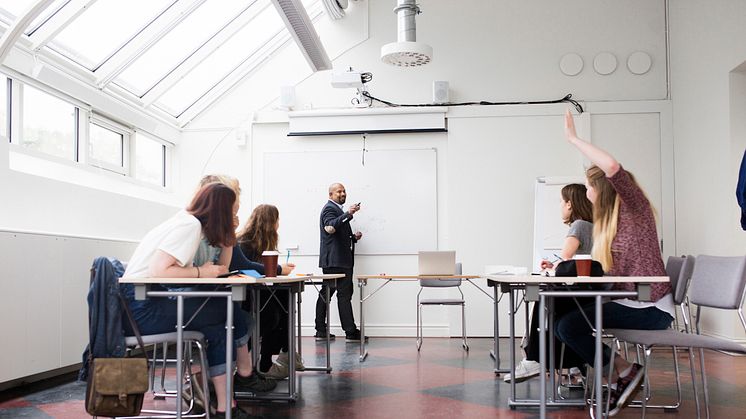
xmin=555 ymin=110 xmax=673 ymax=416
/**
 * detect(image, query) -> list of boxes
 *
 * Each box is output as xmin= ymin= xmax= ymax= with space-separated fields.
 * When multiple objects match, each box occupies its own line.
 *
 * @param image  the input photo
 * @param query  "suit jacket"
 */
xmin=319 ymin=200 xmax=357 ymax=269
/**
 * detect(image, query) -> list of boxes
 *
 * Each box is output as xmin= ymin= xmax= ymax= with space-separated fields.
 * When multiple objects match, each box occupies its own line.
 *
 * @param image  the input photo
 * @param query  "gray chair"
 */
xmin=416 ymin=262 xmax=468 ymax=351
xmin=607 ymin=255 xmax=746 ymax=419
xmin=123 ymin=331 xmax=212 ymax=418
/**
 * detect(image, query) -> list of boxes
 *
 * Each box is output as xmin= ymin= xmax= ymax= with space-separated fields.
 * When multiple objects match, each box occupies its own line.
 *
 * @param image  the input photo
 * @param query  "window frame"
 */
xmin=86 ymin=114 xmax=132 ymax=175
xmin=132 ymin=130 xmax=170 ymax=188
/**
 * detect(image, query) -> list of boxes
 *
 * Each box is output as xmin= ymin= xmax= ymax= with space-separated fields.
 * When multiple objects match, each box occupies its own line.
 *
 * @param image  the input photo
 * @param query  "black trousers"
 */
xmin=315 ymin=267 xmax=356 ymax=334
xmin=525 ymin=297 xmax=589 ymax=371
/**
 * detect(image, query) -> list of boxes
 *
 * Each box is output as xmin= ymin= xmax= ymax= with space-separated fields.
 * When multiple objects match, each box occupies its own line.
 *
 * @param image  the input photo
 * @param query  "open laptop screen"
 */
xmin=418 ymin=251 xmax=456 ymax=275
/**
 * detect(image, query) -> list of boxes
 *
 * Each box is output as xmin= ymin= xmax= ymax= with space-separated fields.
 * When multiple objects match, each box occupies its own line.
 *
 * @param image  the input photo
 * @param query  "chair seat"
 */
xmin=125 ymin=331 xmax=206 ymax=346
xmin=607 ymin=328 xmax=746 ymax=354
xmin=419 ymin=298 xmax=464 ymax=305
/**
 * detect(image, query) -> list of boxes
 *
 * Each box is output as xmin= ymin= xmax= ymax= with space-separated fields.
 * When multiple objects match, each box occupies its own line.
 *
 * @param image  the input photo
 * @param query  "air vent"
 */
xmin=272 ymin=0 xmax=332 ymax=71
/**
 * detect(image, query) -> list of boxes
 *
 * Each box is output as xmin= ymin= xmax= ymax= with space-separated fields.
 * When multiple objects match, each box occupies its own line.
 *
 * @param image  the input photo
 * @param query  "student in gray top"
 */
xmin=504 ymin=183 xmax=594 ymax=383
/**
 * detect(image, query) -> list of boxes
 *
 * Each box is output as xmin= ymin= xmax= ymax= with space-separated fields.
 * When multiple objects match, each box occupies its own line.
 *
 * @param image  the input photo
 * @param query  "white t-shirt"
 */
xmin=122 ymin=210 xmax=202 ymax=279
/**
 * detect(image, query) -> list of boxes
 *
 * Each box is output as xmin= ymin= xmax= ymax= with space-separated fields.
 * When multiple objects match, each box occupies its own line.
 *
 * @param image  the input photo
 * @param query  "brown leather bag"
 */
xmin=85 ymin=294 xmax=149 ymax=417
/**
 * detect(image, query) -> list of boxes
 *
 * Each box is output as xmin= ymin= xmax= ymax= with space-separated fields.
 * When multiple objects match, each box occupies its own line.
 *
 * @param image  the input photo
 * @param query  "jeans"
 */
xmin=128 ymin=295 xmax=251 ymax=378
xmin=315 ymin=267 xmax=357 ymax=334
xmin=555 ymin=301 xmax=673 ymax=369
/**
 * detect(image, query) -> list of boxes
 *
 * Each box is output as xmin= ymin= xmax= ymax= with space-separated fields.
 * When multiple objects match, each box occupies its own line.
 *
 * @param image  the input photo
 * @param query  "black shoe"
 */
xmin=213 ymin=407 xmax=262 ymax=419
xmin=234 ymin=373 xmax=277 ymax=393
xmin=345 ymin=330 xmax=369 ymax=342
xmin=314 ymin=332 xmax=336 ymax=341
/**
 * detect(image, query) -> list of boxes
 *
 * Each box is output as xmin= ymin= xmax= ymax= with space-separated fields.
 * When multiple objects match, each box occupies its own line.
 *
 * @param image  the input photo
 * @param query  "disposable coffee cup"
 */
xmin=262 ymin=250 xmax=280 ymax=278
xmin=574 ymin=255 xmax=592 ymax=277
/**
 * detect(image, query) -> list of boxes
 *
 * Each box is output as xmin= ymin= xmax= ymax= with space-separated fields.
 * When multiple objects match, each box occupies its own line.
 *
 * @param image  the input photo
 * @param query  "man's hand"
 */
xmin=354 ymin=231 xmax=363 ymax=240
xmin=348 ymin=203 xmax=361 ymax=215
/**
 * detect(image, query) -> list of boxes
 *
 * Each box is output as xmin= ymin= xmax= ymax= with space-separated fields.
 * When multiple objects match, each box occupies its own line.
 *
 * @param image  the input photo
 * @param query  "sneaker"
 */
xmin=213 ymin=407 xmax=261 ymax=419
xmin=314 ymin=332 xmax=336 ymax=341
xmin=262 ymin=363 xmax=289 ymax=380
xmin=613 ymin=363 xmax=644 ymax=411
xmin=276 ymin=351 xmax=305 ymax=371
xmin=234 ymin=373 xmax=277 ymax=393
xmin=503 ymin=359 xmax=541 ymax=383
xmin=345 ymin=330 xmax=369 ymax=342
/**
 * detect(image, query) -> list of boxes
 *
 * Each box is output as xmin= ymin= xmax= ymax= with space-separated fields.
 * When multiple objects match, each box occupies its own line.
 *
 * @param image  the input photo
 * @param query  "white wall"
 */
xmin=180 ymin=0 xmax=694 ymax=338
xmin=669 ymin=0 xmax=746 ymax=340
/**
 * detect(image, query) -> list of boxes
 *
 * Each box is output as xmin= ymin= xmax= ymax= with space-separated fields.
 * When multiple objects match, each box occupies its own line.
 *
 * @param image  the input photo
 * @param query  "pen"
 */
xmin=552 ymin=253 xmax=564 ymax=263
xmin=286 ymin=249 xmax=290 ymax=265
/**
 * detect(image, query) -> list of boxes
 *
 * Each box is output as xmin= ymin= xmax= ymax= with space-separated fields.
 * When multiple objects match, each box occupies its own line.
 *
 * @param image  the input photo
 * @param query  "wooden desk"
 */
xmin=486 ymin=275 xmax=669 ymax=419
xmin=119 ymin=274 xmax=340 ymax=417
xmin=355 ymin=274 xmax=487 ymax=362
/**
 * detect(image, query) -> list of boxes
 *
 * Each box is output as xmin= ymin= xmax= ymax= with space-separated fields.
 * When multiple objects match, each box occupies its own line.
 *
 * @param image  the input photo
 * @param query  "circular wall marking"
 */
xmin=559 ymin=53 xmax=584 ymax=76
xmin=627 ymin=51 xmax=652 ymax=75
xmin=593 ymin=52 xmax=618 ymax=75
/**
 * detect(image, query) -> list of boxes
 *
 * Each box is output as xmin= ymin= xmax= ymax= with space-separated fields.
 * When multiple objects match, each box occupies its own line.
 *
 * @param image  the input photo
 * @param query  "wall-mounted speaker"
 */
xmin=432 ymin=80 xmax=449 ymax=104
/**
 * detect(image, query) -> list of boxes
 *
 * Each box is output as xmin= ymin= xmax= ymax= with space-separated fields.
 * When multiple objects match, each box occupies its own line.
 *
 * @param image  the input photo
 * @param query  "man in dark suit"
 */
xmin=315 ymin=183 xmax=366 ymax=342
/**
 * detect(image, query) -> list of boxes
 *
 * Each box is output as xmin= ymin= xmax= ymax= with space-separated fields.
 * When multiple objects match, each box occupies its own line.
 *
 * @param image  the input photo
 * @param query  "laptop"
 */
xmin=418 ymin=251 xmax=456 ymax=275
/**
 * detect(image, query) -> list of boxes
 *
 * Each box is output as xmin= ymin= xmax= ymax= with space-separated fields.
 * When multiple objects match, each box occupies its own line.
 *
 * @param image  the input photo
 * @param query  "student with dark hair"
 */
xmin=555 ymin=110 xmax=673 ymax=416
xmin=236 ymin=204 xmax=298 ymax=379
xmin=122 ymin=183 xmax=271 ymax=419
xmin=504 ymin=183 xmax=594 ymax=383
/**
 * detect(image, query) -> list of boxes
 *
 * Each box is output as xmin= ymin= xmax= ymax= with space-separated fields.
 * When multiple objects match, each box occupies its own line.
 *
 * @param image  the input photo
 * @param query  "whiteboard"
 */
xmin=263 ymin=149 xmax=437 ymax=255
xmin=532 ymin=176 xmax=585 ymax=269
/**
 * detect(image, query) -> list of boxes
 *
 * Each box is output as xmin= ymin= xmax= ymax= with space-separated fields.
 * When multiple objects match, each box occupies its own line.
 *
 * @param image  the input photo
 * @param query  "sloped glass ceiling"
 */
xmin=0 ymin=0 xmax=323 ymax=126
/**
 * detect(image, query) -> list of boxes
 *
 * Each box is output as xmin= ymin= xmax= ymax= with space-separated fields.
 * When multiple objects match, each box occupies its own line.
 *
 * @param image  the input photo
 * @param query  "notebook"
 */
xmin=418 ymin=251 xmax=456 ymax=275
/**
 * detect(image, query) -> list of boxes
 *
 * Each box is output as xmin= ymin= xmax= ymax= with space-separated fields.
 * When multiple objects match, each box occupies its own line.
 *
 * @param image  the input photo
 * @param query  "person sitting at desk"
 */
xmin=121 ymin=182 xmax=272 ymax=419
xmin=236 ymin=204 xmax=298 ymax=379
xmin=505 ymin=183 xmax=593 ymax=383
xmin=555 ymin=110 xmax=673 ymax=416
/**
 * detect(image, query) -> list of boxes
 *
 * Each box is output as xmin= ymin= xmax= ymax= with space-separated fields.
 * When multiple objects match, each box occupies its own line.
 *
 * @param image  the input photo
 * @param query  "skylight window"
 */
xmin=155 ymin=3 xmax=284 ymax=116
xmin=49 ymin=0 xmax=175 ymax=70
xmin=115 ymin=0 xmax=257 ymax=97
xmin=0 ymin=0 xmax=64 ymax=29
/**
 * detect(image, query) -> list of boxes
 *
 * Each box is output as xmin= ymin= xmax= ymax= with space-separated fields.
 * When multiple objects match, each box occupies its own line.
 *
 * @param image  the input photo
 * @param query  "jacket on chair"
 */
xmin=78 ymin=257 xmax=127 ymax=381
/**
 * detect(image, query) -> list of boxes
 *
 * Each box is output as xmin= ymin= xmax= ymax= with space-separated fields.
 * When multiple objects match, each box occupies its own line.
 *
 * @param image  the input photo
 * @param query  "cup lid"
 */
xmin=574 ymin=254 xmax=592 ymax=260
xmin=262 ymin=250 xmax=281 ymax=256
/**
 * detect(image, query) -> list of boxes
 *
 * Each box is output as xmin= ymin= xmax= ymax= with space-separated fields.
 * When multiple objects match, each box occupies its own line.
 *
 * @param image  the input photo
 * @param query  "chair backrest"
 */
xmin=665 ymin=255 xmax=696 ymax=305
xmin=420 ymin=262 xmax=462 ymax=287
xmin=689 ymin=255 xmax=746 ymax=309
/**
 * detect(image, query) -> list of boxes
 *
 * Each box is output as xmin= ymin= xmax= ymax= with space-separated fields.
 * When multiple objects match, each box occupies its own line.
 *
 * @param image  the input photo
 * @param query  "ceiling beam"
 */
xmin=0 ymin=0 xmax=56 ymax=65
xmin=27 ymin=0 xmax=99 ymax=52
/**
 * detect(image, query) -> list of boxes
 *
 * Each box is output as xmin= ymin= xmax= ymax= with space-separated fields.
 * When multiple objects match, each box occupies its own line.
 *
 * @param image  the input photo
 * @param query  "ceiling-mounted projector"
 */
xmin=381 ymin=0 xmax=432 ymax=67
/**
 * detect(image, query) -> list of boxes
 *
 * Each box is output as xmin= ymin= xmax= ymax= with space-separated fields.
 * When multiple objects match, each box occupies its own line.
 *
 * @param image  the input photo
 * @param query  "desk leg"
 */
xmin=225 ymin=294 xmax=234 ymax=419
xmin=252 ymin=289 xmax=260 ymax=367
xmin=326 ymin=285 xmax=332 ymax=371
xmin=539 ymin=294 xmax=546 ymax=419
xmin=594 ymin=295 xmax=603 ymax=419
xmin=509 ymin=289 xmax=517 ymax=405
xmin=297 ymin=290 xmax=302 ymax=360
xmin=359 ymin=280 xmax=368 ymax=362
xmin=548 ymin=297 xmax=556 ymax=402
xmin=176 ymin=296 xmax=184 ymax=419
xmin=288 ymin=289 xmax=297 ymax=400
xmin=492 ymin=285 xmax=500 ymax=373
xmin=303 ymin=283 xmax=333 ymax=373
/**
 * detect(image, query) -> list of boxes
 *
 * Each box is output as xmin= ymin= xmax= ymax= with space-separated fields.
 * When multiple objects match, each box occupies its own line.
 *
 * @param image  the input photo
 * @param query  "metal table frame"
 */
xmin=355 ymin=274 xmax=490 ymax=362
xmin=486 ymin=275 xmax=668 ymax=419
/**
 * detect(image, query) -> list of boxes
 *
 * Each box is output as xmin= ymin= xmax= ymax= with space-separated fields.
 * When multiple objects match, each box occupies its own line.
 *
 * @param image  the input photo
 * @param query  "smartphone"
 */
xmin=217 ymin=270 xmax=240 ymax=278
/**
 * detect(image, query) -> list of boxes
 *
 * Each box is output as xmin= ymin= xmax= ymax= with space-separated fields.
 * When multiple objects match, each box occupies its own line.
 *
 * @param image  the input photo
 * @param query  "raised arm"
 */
xmin=564 ymin=109 xmax=620 ymax=177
